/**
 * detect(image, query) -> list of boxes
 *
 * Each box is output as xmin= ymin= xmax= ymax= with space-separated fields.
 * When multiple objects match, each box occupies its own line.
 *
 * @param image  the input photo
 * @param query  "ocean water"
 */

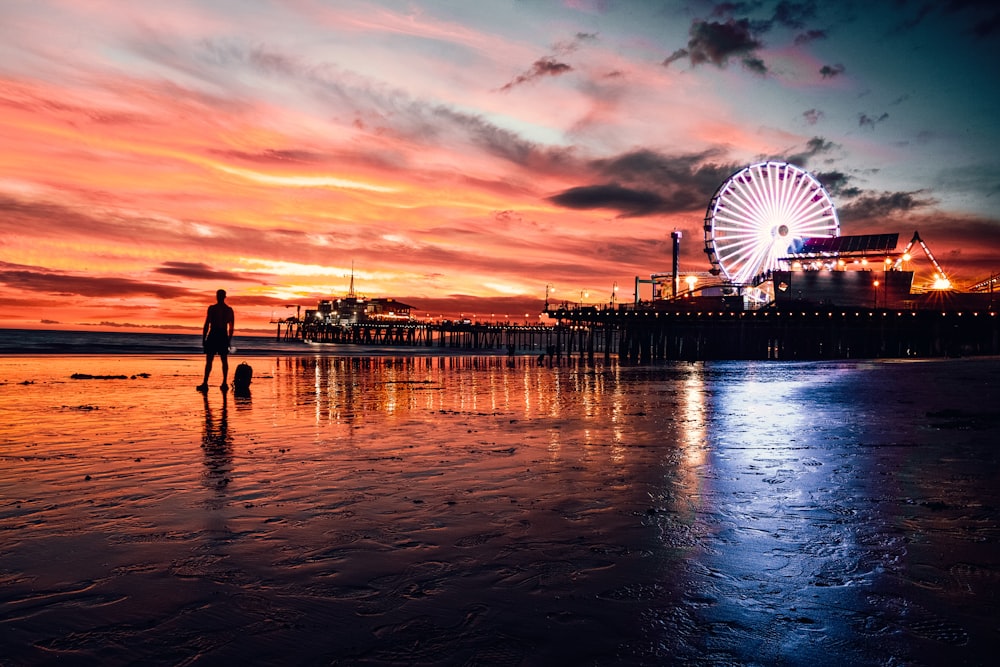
xmin=0 ymin=328 xmax=495 ymax=357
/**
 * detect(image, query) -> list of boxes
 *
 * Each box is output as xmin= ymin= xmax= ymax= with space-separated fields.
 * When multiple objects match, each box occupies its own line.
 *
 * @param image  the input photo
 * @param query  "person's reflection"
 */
xmin=201 ymin=391 xmax=233 ymax=501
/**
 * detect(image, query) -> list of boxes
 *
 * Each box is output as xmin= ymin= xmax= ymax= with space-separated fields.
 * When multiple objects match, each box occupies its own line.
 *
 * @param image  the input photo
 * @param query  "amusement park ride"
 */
xmin=641 ymin=161 xmax=977 ymax=311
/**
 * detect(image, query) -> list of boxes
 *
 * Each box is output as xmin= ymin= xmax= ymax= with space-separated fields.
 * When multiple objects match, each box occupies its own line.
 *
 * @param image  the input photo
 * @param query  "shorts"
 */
xmin=204 ymin=333 xmax=230 ymax=356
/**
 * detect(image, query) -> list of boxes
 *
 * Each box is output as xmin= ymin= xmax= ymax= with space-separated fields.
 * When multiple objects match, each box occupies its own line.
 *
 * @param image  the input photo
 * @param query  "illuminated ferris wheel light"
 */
xmin=703 ymin=162 xmax=840 ymax=287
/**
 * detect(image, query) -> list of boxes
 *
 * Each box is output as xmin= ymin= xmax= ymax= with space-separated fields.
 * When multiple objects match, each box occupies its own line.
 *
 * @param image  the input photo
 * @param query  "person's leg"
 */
xmin=199 ymin=352 xmax=214 ymax=390
xmin=220 ymin=354 xmax=229 ymax=389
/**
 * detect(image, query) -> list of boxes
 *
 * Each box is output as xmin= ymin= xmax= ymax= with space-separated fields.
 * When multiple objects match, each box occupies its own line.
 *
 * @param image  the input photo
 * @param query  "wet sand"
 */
xmin=1 ymin=354 xmax=998 ymax=665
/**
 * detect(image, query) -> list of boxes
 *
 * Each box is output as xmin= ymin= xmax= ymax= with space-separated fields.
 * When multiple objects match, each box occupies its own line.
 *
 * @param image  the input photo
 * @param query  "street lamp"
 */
xmin=579 ymin=290 xmax=589 ymax=307
xmin=873 ymin=279 xmax=880 ymax=309
xmin=611 ymin=281 xmax=619 ymax=308
xmin=544 ymin=283 xmax=555 ymax=310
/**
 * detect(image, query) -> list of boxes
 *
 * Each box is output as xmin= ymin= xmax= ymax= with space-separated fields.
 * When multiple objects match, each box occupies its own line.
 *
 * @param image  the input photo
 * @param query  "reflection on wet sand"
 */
xmin=201 ymin=391 xmax=233 ymax=502
xmin=0 ymin=355 xmax=996 ymax=665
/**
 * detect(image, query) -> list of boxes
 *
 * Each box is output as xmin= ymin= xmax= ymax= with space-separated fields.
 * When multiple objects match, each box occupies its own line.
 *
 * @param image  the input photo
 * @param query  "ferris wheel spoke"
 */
xmin=712 ymin=217 xmax=757 ymax=231
xmin=718 ymin=195 xmax=760 ymax=224
xmin=723 ymin=237 xmax=770 ymax=279
xmin=763 ymin=163 xmax=784 ymax=217
xmin=714 ymin=217 xmax=764 ymax=235
xmin=795 ymin=213 xmax=838 ymax=233
xmin=719 ymin=188 xmax=764 ymax=225
xmin=718 ymin=237 xmax=762 ymax=258
xmin=787 ymin=194 xmax=830 ymax=223
xmin=744 ymin=172 xmax=774 ymax=226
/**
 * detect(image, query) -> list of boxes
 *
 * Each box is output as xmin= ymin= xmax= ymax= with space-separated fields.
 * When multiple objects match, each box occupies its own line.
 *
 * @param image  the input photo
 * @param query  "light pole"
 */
xmin=873 ymin=279 xmax=879 ymax=309
xmin=544 ymin=283 xmax=554 ymax=310
xmin=611 ymin=281 xmax=619 ymax=308
xmin=579 ymin=290 xmax=589 ymax=308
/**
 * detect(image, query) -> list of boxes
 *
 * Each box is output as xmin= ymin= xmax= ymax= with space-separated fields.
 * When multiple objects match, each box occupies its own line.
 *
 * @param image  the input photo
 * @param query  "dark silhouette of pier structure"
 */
xmin=277 ymin=301 xmax=999 ymax=362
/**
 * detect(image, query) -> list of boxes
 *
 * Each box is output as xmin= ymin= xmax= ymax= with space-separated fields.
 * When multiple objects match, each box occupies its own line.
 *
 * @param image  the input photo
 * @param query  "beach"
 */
xmin=1 ymin=353 xmax=998 ymax=665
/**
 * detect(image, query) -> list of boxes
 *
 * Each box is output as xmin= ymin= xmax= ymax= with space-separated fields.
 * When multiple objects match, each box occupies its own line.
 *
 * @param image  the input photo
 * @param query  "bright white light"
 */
xmin=932 ymin=278 xmax=952 ymax=289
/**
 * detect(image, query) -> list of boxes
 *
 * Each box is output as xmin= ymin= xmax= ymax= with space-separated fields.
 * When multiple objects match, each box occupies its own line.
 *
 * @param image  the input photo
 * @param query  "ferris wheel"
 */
xmin=703 ymin=162 xmax=840 ymax=289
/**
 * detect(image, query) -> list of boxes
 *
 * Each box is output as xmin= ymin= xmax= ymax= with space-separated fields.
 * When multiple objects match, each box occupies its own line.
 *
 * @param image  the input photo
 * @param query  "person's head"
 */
xmin=216 ymin=289 xmax=227 ymax=302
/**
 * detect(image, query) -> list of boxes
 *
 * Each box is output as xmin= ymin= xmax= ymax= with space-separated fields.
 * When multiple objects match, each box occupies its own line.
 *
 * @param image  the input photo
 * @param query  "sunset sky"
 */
xmin=2 ymin=1 xmax=998 ymax=333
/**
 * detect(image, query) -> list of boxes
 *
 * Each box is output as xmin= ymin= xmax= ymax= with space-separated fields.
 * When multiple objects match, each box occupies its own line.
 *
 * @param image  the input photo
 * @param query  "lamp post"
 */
xmin=611 ymin=281 xmax=619 ymax=308
xmin=873 ymin=279 xmax=879 ymax=309
xmin=579 ymin=290 xmax=589 ymax=308
xmin=544 ymin=283 xmax=555 ymax=310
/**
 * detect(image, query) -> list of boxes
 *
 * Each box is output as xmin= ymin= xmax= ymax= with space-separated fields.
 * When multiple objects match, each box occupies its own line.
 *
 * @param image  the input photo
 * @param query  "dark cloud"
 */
xmin=500 ymin=57 xmax=573 ymax=92
xmin=666 ymin=2 xmax=833 ymax=72
xmin=599 ymin=149 xmax=735 ymax=190
xmin=858 ymin=112 xmax=890 ymax=129
xmin=548 ymin=184 xmax=667 ymax=217
xmin=548 ymin=149 xmax=744 ymax=217
xmin=814 ymin=171 xmax=862 ymax=198
xmin=837 ymin=191 xmax=937 ymax=221
xmin=662 ymin=48 xmax=689 ymax=67
xmin=0 ymin=261 xmax=191 ymax=299
xmin=742 ymin=56 xmax=768 ymax=75
xmin=819 ymin=63 xmax=845 ymax=78
xmin=154 ymin=262 xmax=254 ymax=282
xmin=686 ymin=19 xmax=763 ymax=67
xmin=803 ymin=108 xmax=824 ymax=125
xmin=784 ymin=136 xmax=836 ymax=167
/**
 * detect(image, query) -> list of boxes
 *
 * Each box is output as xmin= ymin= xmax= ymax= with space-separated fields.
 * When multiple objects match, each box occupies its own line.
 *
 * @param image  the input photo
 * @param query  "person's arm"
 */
xmin=203 ymin=308 xmax=211 ymax=342
xmin=227 ymin=308 xmax=235 ymax=341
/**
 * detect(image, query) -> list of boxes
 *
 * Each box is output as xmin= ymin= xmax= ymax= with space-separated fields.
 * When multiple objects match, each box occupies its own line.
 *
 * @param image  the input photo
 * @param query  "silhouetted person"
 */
xmin=197 ymin=289 xmax=235 ymax=392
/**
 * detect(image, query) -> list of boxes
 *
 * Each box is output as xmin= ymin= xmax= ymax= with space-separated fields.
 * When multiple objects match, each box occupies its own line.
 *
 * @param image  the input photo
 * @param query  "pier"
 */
xmin=277 ymin=303 xmax=1000 ymax=362
xmin=551 ymin=304 xmax=999 ymax=362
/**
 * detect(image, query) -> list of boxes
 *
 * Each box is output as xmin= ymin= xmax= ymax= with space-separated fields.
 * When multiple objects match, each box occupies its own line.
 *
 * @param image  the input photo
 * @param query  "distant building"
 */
xmin=303 ymin=271 xmax=415 ymax=327
xmin=306 ymin=296 xmax=415 ymax=326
